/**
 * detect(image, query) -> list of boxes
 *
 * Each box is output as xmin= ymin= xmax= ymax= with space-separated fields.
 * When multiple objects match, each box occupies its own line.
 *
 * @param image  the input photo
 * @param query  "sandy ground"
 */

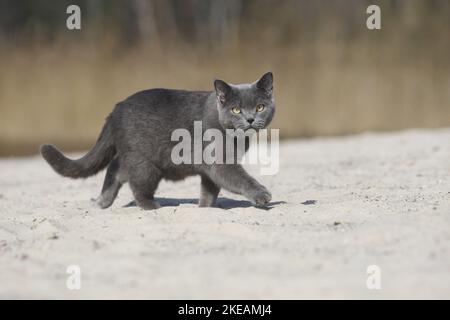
xmin=0 ymin=128 xmax=449 ymax=299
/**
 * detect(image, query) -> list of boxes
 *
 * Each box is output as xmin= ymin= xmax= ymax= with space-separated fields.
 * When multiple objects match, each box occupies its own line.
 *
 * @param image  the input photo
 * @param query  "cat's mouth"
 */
xmin=238 ymin=124 xmax=255 ymax=131
xmin=227 ymin=123 xmax=265 ymax=132
xmin=243 ymin=124 xmax=264 ymax=131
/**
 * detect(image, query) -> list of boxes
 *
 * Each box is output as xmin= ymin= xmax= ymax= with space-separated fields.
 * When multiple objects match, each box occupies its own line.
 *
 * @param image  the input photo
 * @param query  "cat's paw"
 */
xmin=93 ymin=196 xmax=112 ymax=209
xmin=251 ymin=187 xmax=272 ymax=208
xmin=137 ymin=199 xmax=162 ymax=210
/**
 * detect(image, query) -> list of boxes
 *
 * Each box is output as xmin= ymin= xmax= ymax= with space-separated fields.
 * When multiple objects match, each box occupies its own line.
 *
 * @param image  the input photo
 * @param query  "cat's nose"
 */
xmin=247 ymin=118 xmax=254 ymax=124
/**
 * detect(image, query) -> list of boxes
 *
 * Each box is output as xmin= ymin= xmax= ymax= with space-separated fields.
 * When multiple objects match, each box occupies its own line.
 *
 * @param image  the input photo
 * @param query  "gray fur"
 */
xmin=40 ymin=72 xmax=275 ymax=210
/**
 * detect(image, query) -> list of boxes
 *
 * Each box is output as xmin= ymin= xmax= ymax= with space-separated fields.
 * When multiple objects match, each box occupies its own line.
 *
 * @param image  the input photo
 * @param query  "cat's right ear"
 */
xmin=214 ymin=79 xmax=232 ymax=104
xmin=256 ymin=72 xmax=273 ymax=96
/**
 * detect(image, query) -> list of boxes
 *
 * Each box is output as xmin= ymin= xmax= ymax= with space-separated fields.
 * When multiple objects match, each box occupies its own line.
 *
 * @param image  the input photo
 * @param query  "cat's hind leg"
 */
xmin=128 ymin=162 xmax=162 ymax=210
xmin=96 ymin=157 xmax=123 ymax=209
xmin=199 ymin=175 xmax=220 ymax=207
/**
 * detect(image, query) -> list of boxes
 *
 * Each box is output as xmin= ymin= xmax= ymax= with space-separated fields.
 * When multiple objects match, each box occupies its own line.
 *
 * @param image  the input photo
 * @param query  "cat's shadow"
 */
xmin=124 ymin=197 xmax=286 ymax=210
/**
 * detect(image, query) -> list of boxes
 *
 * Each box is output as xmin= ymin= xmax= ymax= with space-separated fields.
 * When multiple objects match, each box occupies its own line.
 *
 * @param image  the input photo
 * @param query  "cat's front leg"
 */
xmin=204 ymin=164 xmax=271 ymax=208
xmin=199 ymin=175 xmax=220 ymax=207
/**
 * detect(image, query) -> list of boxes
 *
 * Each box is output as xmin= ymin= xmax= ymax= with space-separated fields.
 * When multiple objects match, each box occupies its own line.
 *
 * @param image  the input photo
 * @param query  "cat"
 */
xmin=40 ymin=72 xmax=275 ymax=210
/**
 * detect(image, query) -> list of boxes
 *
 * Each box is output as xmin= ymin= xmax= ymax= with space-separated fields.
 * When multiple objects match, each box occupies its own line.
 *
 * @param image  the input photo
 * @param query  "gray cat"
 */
xmin=41 ymin=72 xmax=275 ymax=210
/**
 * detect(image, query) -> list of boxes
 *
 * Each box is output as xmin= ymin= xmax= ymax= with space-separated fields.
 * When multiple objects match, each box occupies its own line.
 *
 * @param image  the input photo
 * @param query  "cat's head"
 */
xmin=214 ymin=72 xmax=275 ymax=131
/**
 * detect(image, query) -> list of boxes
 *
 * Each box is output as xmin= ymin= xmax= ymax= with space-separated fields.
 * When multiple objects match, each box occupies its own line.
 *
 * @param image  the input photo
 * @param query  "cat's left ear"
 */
xmin=214 ymin=79 xmax=232 ymax=104
xmin=256 ymin=72 xmax=273 ymax=96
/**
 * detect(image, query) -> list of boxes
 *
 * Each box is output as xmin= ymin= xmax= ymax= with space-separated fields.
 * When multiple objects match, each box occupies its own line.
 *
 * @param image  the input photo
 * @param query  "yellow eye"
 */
xmin=256 ymin=104 xmax=265 ymax=112
xmin=231 ymin=106 xmax=241 ymax=114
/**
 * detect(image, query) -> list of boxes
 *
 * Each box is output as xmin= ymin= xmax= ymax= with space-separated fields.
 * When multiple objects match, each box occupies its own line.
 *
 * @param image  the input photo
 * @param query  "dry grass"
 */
xmin=1 ymin=30 xmax=449 ymax=156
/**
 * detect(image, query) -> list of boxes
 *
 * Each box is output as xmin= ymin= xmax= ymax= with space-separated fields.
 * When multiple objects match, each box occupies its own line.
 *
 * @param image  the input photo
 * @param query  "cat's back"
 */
xmin=120 ymin=88 xmax=211 ymax=111
xmin=109 ymin=88 xmax=214 ymax=140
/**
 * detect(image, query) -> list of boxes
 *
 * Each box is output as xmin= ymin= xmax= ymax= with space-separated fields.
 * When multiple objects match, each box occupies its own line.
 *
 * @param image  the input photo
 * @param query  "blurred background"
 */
xmin=0 ymin=0 xmax=449 ymax=156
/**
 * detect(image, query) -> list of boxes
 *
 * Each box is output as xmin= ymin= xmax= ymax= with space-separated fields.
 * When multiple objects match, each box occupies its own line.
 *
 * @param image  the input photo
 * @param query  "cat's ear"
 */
xmin=214 ymin=79 xmax=232 ymax=104
xmin=256 ymin=72 xmax=273 ymax=96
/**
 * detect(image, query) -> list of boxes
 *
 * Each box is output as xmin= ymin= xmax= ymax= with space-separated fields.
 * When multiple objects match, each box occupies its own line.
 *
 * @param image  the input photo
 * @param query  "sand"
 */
xmin=0 ymin=128 xmax=449 ymax=299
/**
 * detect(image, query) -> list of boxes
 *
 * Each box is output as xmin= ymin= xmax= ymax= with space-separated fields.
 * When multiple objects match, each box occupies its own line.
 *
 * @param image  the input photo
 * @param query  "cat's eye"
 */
xmin=231 ymin=106 xmax=241 ymax=114
xmin=256 ymin=104 xmax=265 ymax=112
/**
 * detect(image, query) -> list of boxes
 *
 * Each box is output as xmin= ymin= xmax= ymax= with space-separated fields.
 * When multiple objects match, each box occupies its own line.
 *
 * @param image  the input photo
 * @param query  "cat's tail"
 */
xmin=40 ymin=122 xmax=116 ymax=179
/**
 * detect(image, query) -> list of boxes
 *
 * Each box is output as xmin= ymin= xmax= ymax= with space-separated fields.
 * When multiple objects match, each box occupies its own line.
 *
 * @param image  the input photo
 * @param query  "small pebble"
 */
xmin=49 ymin=234 xmax=59 ymax=240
